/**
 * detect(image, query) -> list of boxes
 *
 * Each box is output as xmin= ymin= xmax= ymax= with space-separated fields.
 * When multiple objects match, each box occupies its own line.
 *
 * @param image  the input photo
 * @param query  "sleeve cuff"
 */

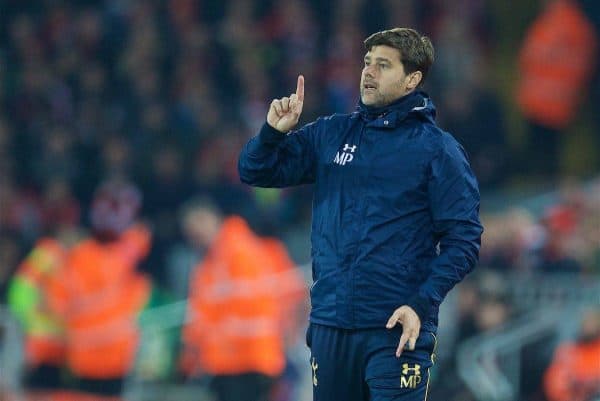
xmin=259 ymin=122 xmax=287 ymax=146
xmin=406 ymin=294 xmax=431 ymax=324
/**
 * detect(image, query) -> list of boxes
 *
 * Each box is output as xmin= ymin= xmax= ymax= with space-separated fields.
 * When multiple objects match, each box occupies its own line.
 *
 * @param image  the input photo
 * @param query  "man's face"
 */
xmin=360 ymin=45 xmax=415 ymax=107
xmin=184 ymin=209 xmax=221 ymax=249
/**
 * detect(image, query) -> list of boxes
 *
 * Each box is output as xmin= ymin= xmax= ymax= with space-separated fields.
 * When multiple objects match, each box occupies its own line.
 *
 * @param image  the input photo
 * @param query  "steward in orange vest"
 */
xmin=180 ymin=201 xmax=306 ymax=401
xmin=46 ymin=180 xmax=152 ymax=396
xmin=8 ymin=236 xmax=72 ymax=389
xmin=517 ymin=0 xmax=597 ymax=130
xmin=544 ymin=309 xmax=600 ymax=401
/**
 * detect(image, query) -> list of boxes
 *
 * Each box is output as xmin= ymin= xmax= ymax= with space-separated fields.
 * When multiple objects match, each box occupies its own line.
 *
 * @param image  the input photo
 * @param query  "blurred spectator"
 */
xmin=45 ymin=179 xmax=152 ymax=396
xmin=7 ymin=226 xmax=81 ymax=390
xmin=543 ymin=309 xmax=600 ymax=401
xmin=479 ymin=208 xmax=543 ymax=272
xmin=516 ymin=0 xmax=598 ymax=177
xmin=561 ymin=179 xmax=600 ymax=274
xmin=453 ymin=271 xmax=512 ymax=342
xmin=164 ymin=198 xmax=214 ymax=300
xmin=535 ymin=205 xmax=582 ymax=273
xmin=180 ymin=201 xmax=306 ymax=401
xmin=533 ymin=180 xmax=588 ymax=273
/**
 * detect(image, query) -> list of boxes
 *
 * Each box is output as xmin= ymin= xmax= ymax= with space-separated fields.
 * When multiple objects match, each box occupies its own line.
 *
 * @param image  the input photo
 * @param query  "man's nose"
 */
xmin=363 ymin=66 xmax=376 ymax=78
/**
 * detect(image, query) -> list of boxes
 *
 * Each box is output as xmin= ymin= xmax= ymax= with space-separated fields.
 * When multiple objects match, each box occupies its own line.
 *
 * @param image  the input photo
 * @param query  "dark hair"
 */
xmin=364 ymin=28 xmax=434 ymax=85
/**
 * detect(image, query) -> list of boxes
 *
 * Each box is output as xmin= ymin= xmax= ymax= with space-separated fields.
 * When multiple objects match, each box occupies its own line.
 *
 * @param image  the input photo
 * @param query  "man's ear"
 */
xmin=406 ymin=71 xmax=423 ymax=91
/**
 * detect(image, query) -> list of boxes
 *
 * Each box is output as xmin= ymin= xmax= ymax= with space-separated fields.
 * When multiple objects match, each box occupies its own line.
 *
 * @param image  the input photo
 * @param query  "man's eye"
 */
xmin=379 ymin=64 xmax=388 ymax=69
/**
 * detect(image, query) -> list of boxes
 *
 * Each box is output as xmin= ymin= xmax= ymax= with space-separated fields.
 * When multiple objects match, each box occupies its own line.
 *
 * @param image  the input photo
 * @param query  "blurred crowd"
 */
xmin=481 ymin=179 xmax=600 ymax=276
xmin=1 ymin=0 xmax=599 ymax=283
xmin=0 ymin=0 xmax=599 ymax=401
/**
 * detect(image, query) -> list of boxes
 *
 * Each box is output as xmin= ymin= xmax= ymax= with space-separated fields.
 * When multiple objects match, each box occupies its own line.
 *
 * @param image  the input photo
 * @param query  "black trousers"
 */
xmin=73 ymin=377 xmax=124 ymax=396
xmin=24 ymin=364 xmax=62 ymax=390
xmin=307 ymin=323 xmax=436 ymax=401
xmin=210 ymin=373 xmax=275 ymax=401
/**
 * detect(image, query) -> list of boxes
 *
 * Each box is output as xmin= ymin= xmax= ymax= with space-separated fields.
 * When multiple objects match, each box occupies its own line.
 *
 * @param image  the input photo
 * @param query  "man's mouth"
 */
xmin=363 ymin=82 xmax=377 ymax=90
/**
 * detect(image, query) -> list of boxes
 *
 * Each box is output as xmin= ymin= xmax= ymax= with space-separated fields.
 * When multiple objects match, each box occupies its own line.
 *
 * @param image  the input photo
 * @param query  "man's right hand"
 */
xmin=267 ymin=75 xmax=304 ymax=133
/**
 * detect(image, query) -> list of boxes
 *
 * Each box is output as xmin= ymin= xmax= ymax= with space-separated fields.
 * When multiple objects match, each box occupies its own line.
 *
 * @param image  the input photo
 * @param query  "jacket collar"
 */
xmin=357 ymin=90 xmax=436 ymax=127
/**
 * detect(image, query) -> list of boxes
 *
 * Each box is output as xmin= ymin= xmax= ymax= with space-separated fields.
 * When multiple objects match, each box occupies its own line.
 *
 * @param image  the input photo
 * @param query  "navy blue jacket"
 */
xmin=238 ymin=91 xmax=483 ymax=332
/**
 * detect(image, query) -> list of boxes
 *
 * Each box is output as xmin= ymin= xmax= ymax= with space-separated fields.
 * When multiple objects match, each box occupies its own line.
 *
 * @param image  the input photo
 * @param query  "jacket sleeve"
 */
xmin=238 ymin=121 xmax=320 ymax=188
xmin=407 ymin=134 xmax=484 ymax=322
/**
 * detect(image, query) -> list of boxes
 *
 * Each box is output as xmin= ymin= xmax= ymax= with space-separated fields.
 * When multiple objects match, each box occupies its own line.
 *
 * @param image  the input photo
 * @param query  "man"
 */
xmin=8 ymin=235 xmax=69 ymax=389
xmin=238 ymin=27 xmax=483 ymax=401
xmin=516 ymin=0 xmax=597 ymax=178
xmin=46 ymin=179 xmax=152 ymax=396
xmin=179 ymin=201 xmax=306 ymax=401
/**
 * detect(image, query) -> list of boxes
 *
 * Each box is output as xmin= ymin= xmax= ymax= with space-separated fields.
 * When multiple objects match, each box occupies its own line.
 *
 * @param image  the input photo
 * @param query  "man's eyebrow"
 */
xmin=364 ymin=56 xmax=393 ymax=64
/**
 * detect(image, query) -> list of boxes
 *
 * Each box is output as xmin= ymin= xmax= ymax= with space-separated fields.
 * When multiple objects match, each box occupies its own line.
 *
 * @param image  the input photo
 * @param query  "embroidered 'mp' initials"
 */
xmin=400 ymin=363 xmax=422 ymax=389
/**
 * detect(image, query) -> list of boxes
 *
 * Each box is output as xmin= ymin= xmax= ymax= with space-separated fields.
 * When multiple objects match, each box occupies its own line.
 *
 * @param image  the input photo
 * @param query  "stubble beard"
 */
xmin=360 ymin=88 xmax=395 ymax=108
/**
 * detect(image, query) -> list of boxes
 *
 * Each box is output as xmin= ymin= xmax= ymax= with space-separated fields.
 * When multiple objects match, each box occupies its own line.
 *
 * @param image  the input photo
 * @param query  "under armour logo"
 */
xmin=311 ymin=357 xmax=318 ymax=386
xmin=334 ymin=144 xmax=357 ymax=166
xmin=402 ymin=363 xmax=421 ymax=376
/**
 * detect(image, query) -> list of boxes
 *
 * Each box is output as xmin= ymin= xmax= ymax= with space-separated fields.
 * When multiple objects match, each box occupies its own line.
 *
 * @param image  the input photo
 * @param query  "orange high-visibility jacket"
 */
xmin=544 ymin=337 xmax=600 ymax=401
xmin=46 ymin=225 xmax=151 ymax=379
xmin=516 ymin=0 xmax=598 ymax=129
xmin=181 ymin=216 xmax=306 ymax=377
xmin=8 ymin=238 xmax=67 ymax=367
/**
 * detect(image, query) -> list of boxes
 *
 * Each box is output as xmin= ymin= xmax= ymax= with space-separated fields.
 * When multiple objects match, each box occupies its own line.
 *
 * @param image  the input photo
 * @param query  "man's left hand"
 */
xmin=386 ymin=305 xmax=421 ymax=357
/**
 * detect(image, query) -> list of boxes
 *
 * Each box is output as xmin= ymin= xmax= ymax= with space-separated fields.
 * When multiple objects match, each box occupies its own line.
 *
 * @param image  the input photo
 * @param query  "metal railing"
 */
xmin=508 ymin=273 xmax=600 ymax=311
xmin=457 ymin=309 xmax=562 ymax=401
xmin=457 ymin=273 xmax=600 ymax=401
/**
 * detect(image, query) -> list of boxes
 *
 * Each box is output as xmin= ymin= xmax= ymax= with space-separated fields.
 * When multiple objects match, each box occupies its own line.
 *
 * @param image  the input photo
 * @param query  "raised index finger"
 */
xmin=296 ymin=75 xmax=304 ymax=102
